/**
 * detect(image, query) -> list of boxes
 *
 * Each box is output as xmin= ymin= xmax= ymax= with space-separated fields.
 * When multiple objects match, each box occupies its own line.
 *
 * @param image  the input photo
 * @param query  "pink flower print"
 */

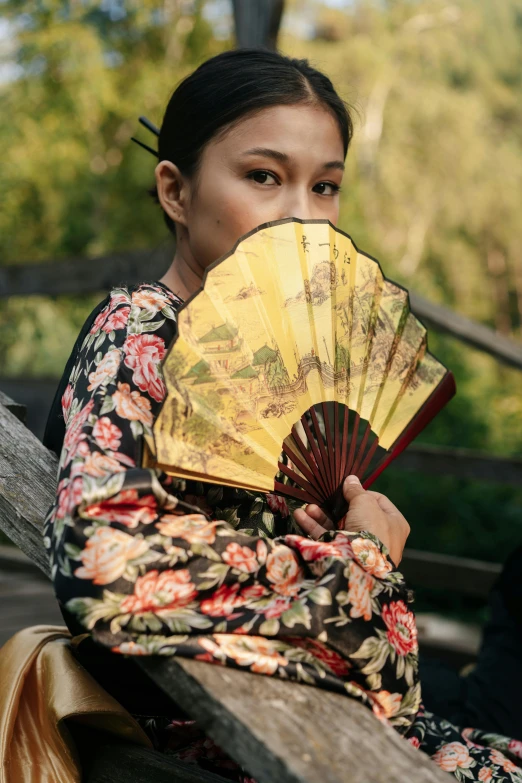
xmin=61 ymin=384 xmax=74 ymax=425
xmin=102 ymin=306 xmax=131 ymax=333
xmin=123 ymin=333 xmax=166 ymax=402
xmin=92 ymin=416 xmax=122 ymax=451
xmin=89 ymin=305 xmax=110 ymax=334
xmin=63 ymin=399 xmax=94 ymax=465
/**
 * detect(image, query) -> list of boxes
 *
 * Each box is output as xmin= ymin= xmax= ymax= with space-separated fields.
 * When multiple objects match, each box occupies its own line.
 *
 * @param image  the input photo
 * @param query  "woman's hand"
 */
xmin=293 ymin=475 xmax=410 ymax=567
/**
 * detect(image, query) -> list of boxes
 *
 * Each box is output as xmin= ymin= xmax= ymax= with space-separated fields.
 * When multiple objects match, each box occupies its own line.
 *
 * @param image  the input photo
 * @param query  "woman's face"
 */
xmin=157 ymin=103 xmax=346 ymax=273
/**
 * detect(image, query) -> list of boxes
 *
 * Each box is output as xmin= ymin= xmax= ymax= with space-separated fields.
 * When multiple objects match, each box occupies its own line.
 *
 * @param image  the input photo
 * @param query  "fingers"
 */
xmin=293 ymin=507 xmax=328 ymax=540
xmin=305 ymin=504 xmax=334 ymax=530
xmin=303 ymin=503 xmax=331 ymax=527
xmin=367 ymin=490 xmax=401 ymax=516
xmin=342 ymin=475 xmax=366 ymax=503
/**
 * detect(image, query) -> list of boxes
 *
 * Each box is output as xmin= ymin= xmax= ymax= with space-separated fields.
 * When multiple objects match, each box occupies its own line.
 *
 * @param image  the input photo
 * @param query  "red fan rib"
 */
xmin=277 ymin=461 xmax=323 ymax=504
xmin=351 ymin=421 xmax=372 ymax=476
xmin=290 ymin=424 xmax=330 ymax=498
xmin=333 ymin=402 xmax=340 ymax=488
xmin=321 ymin=402 xmax=336 ymax=492
xmin=299 ymin=416 xmax=332 ymax=497
xmin=357 ymin=436 xmax=380 ymax=480
xmin=309 ymin=407 xmax=333 ymax=495
xmin=339 ymin=404 xmax=350 ymax=482
xmin=281 ymin=443 xmax=324 ymax=498
xmin=346 ymin=411 xmax=360 ymax=475
xmin=274 ymin=481 xmax=320 ymax=505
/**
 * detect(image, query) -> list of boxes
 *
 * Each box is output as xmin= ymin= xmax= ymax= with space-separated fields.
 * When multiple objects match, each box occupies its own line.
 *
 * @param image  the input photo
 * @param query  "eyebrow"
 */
xmin=242 ymin=147 xmax=345 ymax=172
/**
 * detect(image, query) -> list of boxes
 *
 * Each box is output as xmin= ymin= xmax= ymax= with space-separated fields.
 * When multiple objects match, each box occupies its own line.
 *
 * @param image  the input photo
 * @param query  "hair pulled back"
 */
xmin=151 ymin=48 xmax=354 ymax=235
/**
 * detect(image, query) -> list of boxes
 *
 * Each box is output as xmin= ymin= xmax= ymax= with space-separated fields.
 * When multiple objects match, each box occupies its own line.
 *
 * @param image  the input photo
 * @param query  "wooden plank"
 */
xmin=0 ymin=543 xmax=46 ymax=576
xmin=394 ymin=442 xmax=522 ymax=485
xmin=410 ymin=291 xmax=522 ymax=371
xmin=401 ymin=548 xmax=501 ymax=598
xmin=415 ymin=613 xmax=481 ymax=658
xmin=0 ymin=247 xmax=171 ymax=299
xmin=0 ymin=377 xmax=59 ymax=441
xmin=0 ymin=390 xmax=26 ymax=424
xmin=137 ymin=657 xmax=449 ymax=783
xmin=0 ymin=401 xmax=56 ymax=577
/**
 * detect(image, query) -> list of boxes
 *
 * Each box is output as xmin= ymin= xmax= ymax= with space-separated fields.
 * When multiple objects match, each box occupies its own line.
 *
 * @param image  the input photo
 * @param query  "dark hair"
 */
xmin=151 ymin=48 xmax=354 ymax=235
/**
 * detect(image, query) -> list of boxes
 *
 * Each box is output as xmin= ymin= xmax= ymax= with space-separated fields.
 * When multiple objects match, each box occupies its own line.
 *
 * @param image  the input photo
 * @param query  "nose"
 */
xmin=278 ymin=187 xmax=312 ymax=221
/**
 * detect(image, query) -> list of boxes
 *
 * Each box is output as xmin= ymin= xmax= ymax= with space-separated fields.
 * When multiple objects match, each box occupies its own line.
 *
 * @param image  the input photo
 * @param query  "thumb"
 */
xmin=343 ymin=475 xmax=366 ymax=503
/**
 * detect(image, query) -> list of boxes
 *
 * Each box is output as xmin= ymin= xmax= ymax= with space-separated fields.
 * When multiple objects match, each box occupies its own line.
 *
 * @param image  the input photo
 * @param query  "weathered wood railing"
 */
xmin=3 ymin=247 xmax=522 ymax=370
xmin=0 ymin=395 xmax=452 ymax=783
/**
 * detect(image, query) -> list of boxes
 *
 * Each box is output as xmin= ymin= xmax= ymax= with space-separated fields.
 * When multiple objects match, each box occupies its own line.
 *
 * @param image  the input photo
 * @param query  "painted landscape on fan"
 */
xmin=148 ymin=219 xmax=455 ymax=518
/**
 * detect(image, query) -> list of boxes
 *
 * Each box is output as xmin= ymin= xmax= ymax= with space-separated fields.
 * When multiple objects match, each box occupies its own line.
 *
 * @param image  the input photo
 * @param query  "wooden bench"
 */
xmin=0 ymin=395 xmax=454 ymax=782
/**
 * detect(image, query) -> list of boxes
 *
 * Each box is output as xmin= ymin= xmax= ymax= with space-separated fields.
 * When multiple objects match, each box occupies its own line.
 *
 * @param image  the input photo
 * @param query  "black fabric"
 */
xmin=43 ymin=294 xmax=111 ymax=457
xmin=420 ymin=545 xmax=522 ymax=741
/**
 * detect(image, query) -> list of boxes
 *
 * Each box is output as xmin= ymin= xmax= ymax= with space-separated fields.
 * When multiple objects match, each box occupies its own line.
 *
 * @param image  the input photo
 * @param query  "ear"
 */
xmin=155 ymin=160 xmax=190 ymax=228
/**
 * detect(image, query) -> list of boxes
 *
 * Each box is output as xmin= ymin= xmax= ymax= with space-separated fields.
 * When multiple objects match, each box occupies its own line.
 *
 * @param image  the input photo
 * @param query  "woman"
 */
xmin=44 ymin=49 xmax=522 ymax=781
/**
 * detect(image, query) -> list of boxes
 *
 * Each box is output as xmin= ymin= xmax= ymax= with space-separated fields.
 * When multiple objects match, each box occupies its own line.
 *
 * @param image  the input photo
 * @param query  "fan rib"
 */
xmin=281 ymin=443 xmax=325 ymax=499
xmin=333 ymin=402 xmax=340 ymax=489
xmin=309 ymin=407 xmax=333 ymax=495
xmin=290 ymin=425 xmax=330 ymax=498
xmin=351 ymin=421 xmax=372 ymax=476
xmin=299 ymin=417 xmax=332 ymax=497
xmin=322 ymin=402 xmax=336 ymax=493
xmin=277 ymin=462 xmax=323 ymax=504
xmin=357 ymin=436 xmax=380 ymax=480
xmin=339 ymin=404 xmax=350 ymax=483
xmin=274 ymin=481 xmax=321 ymax=506
xmin=346 ymin=412 xmax=360 ymax=475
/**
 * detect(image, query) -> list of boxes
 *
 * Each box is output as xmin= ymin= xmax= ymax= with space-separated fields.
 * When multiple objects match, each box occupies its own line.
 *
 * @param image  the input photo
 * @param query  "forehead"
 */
xmin=208 ymin=103 xmax=345 ymax=161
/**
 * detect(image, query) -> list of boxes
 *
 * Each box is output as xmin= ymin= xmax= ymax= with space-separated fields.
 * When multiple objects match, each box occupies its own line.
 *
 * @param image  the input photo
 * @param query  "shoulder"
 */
xmin=70 ymin=281 xmax=182 ymax=402
xmin=81 ymin=282 xmax=182 ymax=346
xmin=129 ymin=281 xmax=183 ymax=314
xmin=89 ymin=282 xmax=182 ymax=328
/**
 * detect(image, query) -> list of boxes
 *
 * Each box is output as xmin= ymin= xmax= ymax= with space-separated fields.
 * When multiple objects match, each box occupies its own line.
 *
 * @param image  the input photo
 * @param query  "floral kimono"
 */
xmin=43 ymin=282 xmax=522 ymax=782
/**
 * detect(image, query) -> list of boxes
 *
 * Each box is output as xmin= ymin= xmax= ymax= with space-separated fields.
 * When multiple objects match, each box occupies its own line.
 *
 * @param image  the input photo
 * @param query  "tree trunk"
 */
xmin=232 ymin=0 xmax=284 ymax=50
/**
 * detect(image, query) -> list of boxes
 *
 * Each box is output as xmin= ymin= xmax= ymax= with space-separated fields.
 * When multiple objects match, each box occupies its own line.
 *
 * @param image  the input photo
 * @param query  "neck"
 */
xmin=159 ymin=234 xmax=203 ymax=302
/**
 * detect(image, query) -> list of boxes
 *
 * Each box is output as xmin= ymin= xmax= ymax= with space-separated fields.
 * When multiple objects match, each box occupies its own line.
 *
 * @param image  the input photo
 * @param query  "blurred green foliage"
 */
xmin=1 ymin=0 xmax=522 ymax=594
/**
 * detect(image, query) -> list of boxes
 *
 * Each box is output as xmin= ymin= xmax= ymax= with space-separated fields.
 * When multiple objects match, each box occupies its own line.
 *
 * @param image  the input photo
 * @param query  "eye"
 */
xmin=247 ymin=170 xmax=280 ymax=186
xmin=313 ymin=182 xmax=342 ymax=196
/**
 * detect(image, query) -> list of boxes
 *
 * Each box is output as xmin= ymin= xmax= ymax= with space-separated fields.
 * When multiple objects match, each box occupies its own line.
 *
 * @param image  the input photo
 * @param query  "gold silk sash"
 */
xmin=0 ymin=626 xmax=150 ymax=783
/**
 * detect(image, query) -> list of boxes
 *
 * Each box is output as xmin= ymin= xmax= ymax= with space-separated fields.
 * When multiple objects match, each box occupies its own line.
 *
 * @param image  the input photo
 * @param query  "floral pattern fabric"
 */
xmin=44 ymin=282 xmax=522 ymax=782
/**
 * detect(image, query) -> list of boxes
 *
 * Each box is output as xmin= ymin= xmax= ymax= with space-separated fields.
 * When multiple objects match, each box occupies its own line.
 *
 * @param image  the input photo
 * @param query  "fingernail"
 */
xmin=344 ymin=475 xmax=360 ymax=486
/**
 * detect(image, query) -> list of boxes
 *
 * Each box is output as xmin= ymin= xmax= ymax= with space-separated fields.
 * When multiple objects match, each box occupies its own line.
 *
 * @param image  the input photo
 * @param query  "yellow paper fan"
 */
xmin=145 ymin=218 xmax=455 ymax=522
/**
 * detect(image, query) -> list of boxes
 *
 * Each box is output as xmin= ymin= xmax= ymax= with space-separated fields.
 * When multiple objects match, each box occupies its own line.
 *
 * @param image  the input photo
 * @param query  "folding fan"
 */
xmin=143 ymin=218 xmax=455 ymax=523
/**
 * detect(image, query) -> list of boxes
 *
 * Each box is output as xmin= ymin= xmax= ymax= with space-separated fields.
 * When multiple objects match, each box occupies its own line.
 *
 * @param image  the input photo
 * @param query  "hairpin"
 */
xmin=131 ymin=115 xmax=160 ymax=158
